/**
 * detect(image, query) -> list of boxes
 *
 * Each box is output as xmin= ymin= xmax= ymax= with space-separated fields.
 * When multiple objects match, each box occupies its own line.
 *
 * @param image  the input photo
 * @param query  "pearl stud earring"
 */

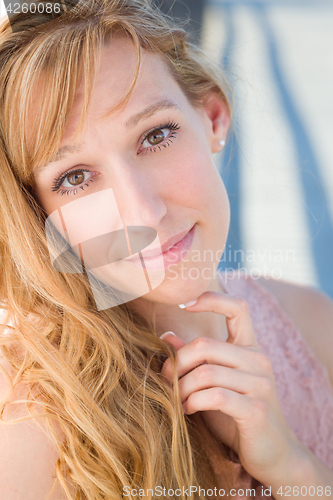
xmin=219 ymin=139 xmax=225 ymax=148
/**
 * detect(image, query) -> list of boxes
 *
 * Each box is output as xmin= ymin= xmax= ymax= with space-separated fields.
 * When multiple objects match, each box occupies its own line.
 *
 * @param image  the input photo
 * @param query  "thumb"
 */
xmin=160 ymin=331 xmax=187 ymax=350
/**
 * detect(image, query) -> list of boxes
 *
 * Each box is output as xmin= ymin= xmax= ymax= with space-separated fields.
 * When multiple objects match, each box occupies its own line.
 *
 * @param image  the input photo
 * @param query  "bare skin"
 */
xmin=2 ymin=36 xmax=333 ymax=499
xmin=33 ymin=37 xmax=231 ymax=345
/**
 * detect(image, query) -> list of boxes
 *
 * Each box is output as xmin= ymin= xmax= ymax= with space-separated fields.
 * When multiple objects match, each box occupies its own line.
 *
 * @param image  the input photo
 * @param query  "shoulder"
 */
xmin=254 ymin=275 xmax=333 ymax=387
xmin=0 ymin=330 xmax=72 ymax=498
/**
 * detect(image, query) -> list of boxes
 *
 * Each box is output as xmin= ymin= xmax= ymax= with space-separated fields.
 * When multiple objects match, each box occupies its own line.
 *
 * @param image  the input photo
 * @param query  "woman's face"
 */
xmin=33 ymin=36 xmax=230 ymax=306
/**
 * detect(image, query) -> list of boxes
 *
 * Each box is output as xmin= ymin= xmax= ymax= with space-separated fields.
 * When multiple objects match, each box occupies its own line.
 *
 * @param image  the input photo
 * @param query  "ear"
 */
xmin=200 ymin=92 xmax=230 ymax=153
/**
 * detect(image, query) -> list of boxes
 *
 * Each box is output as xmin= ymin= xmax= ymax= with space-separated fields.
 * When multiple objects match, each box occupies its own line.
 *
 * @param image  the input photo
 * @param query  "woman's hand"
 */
xmin=160 ymin=291 xmax=300 ymax=488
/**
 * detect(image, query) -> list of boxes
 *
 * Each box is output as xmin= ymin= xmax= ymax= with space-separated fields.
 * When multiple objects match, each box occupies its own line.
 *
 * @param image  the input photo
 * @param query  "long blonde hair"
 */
xmin=0 ymin=1 xmax=234 ymax=498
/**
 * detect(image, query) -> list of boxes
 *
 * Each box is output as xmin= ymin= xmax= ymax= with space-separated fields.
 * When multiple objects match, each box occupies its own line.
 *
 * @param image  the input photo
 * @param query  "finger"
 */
xmin=178 ymin=364 xmax=273 ymax=403
xmin=159 ymin=332 xmax=187 ymax=385
xmin=161 ymin=336 xmax=267 ymax=380
xmin=180 ymin=291 xmax=259 ymax=348
xmin=183 ymin=386 xmax=252 ymax=421
xmin=160 ymin=331 xmax=187 ymax=351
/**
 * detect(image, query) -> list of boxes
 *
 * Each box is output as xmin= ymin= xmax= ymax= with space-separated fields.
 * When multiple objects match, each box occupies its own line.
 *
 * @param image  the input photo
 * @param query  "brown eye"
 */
xmin=147 ymin=129 xmax=165 ymax=145
xmin=146 ymin=129 xmax=167 ymax=146
xmin=67 ymin=171 xmax=85 ymax=186
xmin=141 ymin=122 xmax=180 ymax=152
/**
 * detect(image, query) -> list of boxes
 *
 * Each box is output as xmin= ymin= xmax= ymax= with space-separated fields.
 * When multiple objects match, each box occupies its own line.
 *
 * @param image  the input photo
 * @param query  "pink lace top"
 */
xmin=205 ymin=269 xmax=333 ymax=499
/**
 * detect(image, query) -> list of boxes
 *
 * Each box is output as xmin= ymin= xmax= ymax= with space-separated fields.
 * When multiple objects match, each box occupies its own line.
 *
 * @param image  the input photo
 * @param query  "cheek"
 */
xmin=161 ymin=146 xmax=227 ymax=211
xmin=33 ymin=180 xmax=58 ymax=216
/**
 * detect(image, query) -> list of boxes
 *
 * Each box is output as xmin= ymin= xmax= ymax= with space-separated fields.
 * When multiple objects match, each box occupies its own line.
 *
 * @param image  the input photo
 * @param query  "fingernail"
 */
xmin=179 ymin=299 xmax=197 ymax=309
xmin=160 ymin=331 xmax=177 ymax=339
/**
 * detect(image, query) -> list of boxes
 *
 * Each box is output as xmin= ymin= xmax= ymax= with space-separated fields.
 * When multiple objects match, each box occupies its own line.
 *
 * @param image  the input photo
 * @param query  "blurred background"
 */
xmin=1 ymin=0 xmax=332 ymax=298
xmin=156 ymin=0 xmax=333 ymax=299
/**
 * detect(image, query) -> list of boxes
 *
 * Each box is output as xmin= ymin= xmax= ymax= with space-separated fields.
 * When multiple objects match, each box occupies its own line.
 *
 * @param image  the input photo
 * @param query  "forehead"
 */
xmin=62 ymin=37 xmax=186 ymax=141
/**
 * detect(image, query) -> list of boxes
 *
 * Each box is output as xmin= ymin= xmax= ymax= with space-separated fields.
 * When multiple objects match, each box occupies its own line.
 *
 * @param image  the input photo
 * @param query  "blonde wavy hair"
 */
xmin=0 ymin=1 xmax=234 ymax=499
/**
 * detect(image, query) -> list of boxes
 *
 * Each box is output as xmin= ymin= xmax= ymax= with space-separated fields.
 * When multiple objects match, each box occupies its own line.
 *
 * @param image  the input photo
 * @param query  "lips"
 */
xmin=126 ymin=225 xmax=195 ymax=260
xmin=122 ymin=224 xmax=196 ymax=273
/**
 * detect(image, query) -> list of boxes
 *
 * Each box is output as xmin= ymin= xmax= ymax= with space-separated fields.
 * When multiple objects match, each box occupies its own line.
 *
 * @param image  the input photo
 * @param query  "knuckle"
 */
xmin=255 ymin=352 xmax=273 ymax=372
xmin=213 ymin=387 xmax=225 ymax=405
xmin=197 ymin=364 xmax=214 ymax=383
xmin=236 ymin=297 xmax=249 ymax=313
xmin=258 ymin=377 xmax=273 ymax=397
xmin=192 ymin=336 xmax=211 ymax=351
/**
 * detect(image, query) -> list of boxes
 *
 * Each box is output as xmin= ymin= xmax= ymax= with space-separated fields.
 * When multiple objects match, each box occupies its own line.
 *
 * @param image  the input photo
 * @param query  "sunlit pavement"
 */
xmin=202 ymin=0 xmax=333 ymax=298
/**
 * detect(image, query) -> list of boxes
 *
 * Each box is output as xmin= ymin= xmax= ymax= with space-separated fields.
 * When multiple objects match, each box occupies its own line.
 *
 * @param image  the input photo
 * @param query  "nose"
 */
xmin=110 ymin=159 xmax=167 ymax=229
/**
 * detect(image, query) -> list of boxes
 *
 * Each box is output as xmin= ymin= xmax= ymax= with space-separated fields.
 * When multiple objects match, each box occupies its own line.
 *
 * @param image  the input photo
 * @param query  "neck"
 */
xmin=131 ymin=270 xmax=229 ymax=344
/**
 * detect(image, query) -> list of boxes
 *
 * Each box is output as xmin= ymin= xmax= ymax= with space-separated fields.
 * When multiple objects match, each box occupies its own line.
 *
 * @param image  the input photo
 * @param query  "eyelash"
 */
xmin=140 ymin=120 xmax=180 ymax=154
xmin=51 ymin=120 xmax=181 ymax=196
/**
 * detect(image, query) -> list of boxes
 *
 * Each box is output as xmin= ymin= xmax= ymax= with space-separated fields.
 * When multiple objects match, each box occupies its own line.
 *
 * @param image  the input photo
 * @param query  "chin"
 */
xmin=140 ymin=265 xmax=215 ymax=305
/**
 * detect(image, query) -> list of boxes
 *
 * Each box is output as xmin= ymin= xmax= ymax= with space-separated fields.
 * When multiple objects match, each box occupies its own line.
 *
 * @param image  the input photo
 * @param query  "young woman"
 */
xmin=0 ymin=1 xmax=333 ymax=499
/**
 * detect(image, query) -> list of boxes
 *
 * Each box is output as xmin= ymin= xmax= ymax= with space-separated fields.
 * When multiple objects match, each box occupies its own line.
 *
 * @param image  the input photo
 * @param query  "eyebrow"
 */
xmin=52 ymin=142 xmax=85 ymax=163
xmin=125 ymin=99 xmax=181 ymax=128
xmin=46 ymin=99 xmax=181 ymax=166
